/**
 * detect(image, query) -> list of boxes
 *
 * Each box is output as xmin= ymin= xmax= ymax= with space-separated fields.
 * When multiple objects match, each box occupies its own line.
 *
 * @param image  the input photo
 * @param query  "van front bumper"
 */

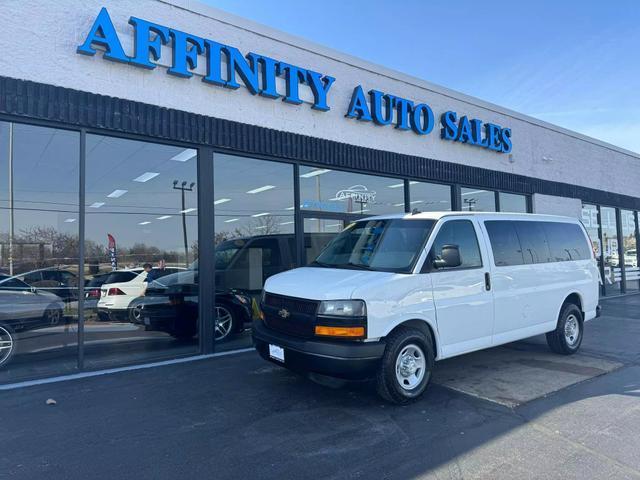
xmin=252 ymin=321 xmax=385 ymax=380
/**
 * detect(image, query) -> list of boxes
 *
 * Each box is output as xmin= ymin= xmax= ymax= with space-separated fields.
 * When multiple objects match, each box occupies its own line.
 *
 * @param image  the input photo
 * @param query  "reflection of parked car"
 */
xmin=84 ymin=272 xmax=111 ymax=314
xmin=214 ymin=233 xmax=336 ymax=296
xmin=97 ymin=267 xmax=183 ymax=321
xmin=130 ymin=267 xmax=253 ymax=342
xmin=0 ymin=274 xmax=65 ymax=367
xmin=624 ymin=249 xmax=638 ymax=267
xmin=18 ymin=268 xmax=78 ymax=303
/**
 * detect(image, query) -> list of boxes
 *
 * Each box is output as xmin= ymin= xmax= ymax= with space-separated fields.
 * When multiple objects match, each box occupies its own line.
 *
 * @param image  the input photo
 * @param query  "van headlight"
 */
xmin=318 ymin=300 xmax=366 ymax=317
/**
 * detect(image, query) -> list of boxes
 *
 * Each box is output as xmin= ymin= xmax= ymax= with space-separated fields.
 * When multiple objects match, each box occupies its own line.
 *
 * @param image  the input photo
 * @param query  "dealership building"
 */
xmin=0 ymin=0 xmax=639 ymax=384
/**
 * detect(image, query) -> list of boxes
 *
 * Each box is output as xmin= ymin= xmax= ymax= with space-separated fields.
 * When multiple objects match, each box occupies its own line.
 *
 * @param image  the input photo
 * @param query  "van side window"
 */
xmin=484 ymin=221 xmax=525 ymax=266
xmin=514 ymin=221 xmax=552 ymax=264
xmin=543 ymin=222 xmax=590 ymax=261
xmin=428 ymin=220 xmax=482 ymax=270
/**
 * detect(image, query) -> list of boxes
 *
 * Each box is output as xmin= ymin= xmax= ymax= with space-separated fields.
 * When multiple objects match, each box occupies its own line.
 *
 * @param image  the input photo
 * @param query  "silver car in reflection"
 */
xmin=0 ymin=274 xmax=65 ymax=368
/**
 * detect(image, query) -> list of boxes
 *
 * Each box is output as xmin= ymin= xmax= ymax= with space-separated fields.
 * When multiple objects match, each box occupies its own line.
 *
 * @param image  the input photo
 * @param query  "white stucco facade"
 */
xmin=0 ymin=0 xmax=639 ymax=216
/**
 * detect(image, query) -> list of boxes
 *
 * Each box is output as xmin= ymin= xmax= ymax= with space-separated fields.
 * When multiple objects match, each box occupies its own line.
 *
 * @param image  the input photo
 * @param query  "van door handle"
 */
xmin=484 ymin=272 xmax=491 ymax=291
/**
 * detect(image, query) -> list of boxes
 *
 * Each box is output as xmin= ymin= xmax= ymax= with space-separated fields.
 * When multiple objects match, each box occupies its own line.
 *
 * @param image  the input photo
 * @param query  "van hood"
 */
xmin=264 ymin=267 xmax=394 ymax=301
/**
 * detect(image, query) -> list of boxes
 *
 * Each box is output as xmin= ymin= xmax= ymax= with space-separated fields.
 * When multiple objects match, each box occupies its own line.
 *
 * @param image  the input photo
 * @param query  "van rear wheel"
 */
xmin=376 ymin=327 xmax=434 ymax=405
xmin=546 ymin=303 xmax=583 ymax=355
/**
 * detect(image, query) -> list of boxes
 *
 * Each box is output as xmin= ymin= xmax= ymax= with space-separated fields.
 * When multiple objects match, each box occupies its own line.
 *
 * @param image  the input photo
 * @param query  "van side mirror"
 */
xmin=433 ymin=244 xmax=462 ymax=269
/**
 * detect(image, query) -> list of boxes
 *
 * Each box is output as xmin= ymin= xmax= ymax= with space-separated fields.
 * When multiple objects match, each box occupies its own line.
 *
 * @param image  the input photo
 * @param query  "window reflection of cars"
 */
xmin=0 ymin=274 xmax=65 ymax=368
xmin=129 ymin=265 xmax=253 ymax=342
xmin=18 ymin=268 xmax=79 ymax=303
xmin=84 ymin=272 xmax=111 ymax=315
xmin=97 ymin=267 xmax=184 ymax=322
xmin=624 ymin=249 xmax=638 ymax=267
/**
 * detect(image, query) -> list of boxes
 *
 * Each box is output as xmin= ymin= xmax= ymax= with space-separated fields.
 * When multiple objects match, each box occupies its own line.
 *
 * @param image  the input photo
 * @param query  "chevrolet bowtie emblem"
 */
xmin=278 ymin=308 xmax=290 ymax=319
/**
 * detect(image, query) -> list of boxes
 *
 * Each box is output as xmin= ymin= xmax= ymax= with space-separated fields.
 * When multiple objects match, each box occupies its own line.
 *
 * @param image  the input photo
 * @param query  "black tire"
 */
xmin=546 ymin=303 xmax=583 ymax=355
xmin=376 ymin=327 xmax=434 ymax=405
xmin=0 ymin=324 xmax=16 ymax=368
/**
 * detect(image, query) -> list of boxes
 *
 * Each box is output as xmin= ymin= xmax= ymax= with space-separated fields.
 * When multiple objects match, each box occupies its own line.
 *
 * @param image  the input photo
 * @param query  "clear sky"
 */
xmin=201 ymin=0 xmax=640 ymax=154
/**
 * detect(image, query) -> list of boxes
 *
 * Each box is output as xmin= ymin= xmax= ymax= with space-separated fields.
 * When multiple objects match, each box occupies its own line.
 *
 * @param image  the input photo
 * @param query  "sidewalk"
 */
xmin=1 ymin=294 xmax=640 ymax=480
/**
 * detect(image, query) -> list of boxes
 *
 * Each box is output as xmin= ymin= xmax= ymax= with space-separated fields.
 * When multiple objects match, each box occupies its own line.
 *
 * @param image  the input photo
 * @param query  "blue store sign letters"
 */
xmin=77 ymin=7 xmax=512 ymax=154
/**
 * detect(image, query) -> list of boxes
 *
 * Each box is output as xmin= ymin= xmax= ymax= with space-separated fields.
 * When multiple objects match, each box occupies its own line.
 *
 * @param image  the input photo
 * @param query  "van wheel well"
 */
xmin=389 ymin=320 xmax=437 ymax=358
xmin=564 ymin=293 xmax=583 ymax=313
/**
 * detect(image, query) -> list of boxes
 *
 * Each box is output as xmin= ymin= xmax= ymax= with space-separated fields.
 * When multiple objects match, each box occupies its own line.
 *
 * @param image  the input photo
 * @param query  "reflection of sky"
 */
xmin=461 ymin=188 xmax=496 ymax=212
xmin=410 ymin=182 xmax=452 ymax=212
xmin=0 ymin=122 xmax=80 ymax=240
xmin=214 ymin=154 xmax=295 ymax=238
xmin=85 ymin=135 xmax=197 ymax=251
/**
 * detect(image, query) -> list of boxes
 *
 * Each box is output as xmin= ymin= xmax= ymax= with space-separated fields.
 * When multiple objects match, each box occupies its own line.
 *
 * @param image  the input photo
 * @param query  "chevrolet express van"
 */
xmin=253 ymin=212 xmax=600 ymax=404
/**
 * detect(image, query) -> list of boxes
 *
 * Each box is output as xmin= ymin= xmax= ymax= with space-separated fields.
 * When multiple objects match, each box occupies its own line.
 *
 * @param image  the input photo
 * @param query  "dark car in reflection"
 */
xmin=128 ymin=267 xmax=253 ymax=342
xmin=0 ymin=274 xmax=65 ymax=367
xmin=84 ymin=272 xmax=111 ymax=315
xmin=17 ymin=268 xmax=79 ymax=303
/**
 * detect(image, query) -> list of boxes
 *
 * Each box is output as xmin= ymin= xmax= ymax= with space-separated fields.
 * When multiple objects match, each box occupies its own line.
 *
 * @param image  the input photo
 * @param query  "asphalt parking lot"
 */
xmin=2 ymin=294 xmax=640 ymax=480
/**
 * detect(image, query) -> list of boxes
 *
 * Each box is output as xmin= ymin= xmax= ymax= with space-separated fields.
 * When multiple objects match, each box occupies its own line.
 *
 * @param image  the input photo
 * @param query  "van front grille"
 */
xmin=262 ymin=293 xmax=319 ymax=338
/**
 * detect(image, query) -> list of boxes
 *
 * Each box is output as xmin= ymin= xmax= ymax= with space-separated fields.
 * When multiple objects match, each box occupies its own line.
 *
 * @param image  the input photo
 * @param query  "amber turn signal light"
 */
xmin=314 ymin=326 xmax=365 ymax=338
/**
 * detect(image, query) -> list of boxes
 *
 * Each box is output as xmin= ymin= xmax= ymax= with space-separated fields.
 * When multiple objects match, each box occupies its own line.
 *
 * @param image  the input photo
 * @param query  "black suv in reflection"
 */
xmin=129 ymin=267 xmax=253 ymax=342
xmin=128 ymin=233 xmax=336 ymax=342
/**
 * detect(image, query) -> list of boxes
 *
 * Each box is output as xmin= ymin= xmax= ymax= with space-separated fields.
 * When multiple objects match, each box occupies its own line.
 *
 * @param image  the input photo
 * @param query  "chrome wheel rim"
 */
xmin=215 ymin=306 xmax=233 ymax=341
xmin=131 ymin=304 xmax=143 ymax=321
xmin=564 ymin=314 xmax=580 ymax=346
xmin=0 ymin=326 xmax=14 ymax=366
xmin=47 ymin=309 xmax=61 ymax=326
xmin=395 ymin=344 xmax=426 ymax=390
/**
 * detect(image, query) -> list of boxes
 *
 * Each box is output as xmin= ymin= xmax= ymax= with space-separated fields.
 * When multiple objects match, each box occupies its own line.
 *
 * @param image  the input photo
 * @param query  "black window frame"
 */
xmin=423 ymin=219 xmax=484 ymax=273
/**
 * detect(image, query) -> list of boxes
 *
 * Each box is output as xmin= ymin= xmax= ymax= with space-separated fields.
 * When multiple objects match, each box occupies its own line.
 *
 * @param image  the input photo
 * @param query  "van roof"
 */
xmin=362 ymin=211 xmax=581 ymax=223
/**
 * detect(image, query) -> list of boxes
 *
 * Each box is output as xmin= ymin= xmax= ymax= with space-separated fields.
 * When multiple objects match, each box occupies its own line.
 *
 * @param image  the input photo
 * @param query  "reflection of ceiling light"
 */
xmin=300 ymin=169 xmax=330 ymax=178
xmin=284 ymin=206 xmax=295 ymax=210
xmin=410 ymin=200 xmax=424 ymax=204
xmin=89 ymin=202 xmax=105 ymax=208
xmin=180 ymin=208 xmax=197 ymax=213
xmin=462 ymin=190 xmax=487 ymax=196
xmin=64 ymin=218 xmax=76 ymax=223
xmin=393 ymin=202 xmax=404 ymax=207
xmin=326 ymin=223 xmax=342 ymax=228
xmin=138 ymin=221 xmax=151 ymax=225
xmin=107 ymin=189 xmax=127 ymax=198
xmin=252 ymin=212 xmax=270 ymax=217
xmin=279 ymin=221 xmax=294 ymax=225
xmin=170 ymin=149 xmax=197 ymax=162
xmin=246 ymin=185 xmax=275 ymax=194
xmin=214 ymin=198 xmax=231 ymax=205
xmin=388 ymin=183 xmax=404 ymax=189
xmin=224 ymin=218 xmax=239 ymax=223
xmin=133 ymin=172 xmax=159 ymax=183
xmin=255 ymin=226 xmax=268 ymax=230
xmin=156 ymin=215 xmax=172 ymax=220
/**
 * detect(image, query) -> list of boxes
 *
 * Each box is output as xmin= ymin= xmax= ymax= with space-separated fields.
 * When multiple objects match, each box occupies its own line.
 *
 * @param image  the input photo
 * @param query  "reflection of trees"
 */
xmin=0 ymin=226 xmax=187 ymax=274
xmin=215 ymin=216 xmax=283 ymax=245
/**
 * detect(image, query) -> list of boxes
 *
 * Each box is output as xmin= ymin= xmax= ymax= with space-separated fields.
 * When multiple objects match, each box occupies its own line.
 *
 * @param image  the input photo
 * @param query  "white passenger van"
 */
xmin=253 ymin=212 xmax=600 ymax=404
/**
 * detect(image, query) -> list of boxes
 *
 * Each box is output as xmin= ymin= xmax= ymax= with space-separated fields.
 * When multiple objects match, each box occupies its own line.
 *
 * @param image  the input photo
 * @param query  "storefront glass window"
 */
xmin=409 ymin=181 xmax=452 ymax=211
xmin=0 ymin=122 xmax=80 ymax=382
xmin=84 ymin=135 xmax=199 ymax=368
xmin=499 ymin=192 xmax=528 ymax=213
xmin=461 ymin=188 xmax=496 ymax=212
xmin=621 ymin=210 xmax=638 ymax=291
xmin=299 ymin=167 xmax=405 ymax=215
xmin=214 ymin=154 xmax=295 ymax=350
xmin=600 ymin=206 xmax=621 ymax=294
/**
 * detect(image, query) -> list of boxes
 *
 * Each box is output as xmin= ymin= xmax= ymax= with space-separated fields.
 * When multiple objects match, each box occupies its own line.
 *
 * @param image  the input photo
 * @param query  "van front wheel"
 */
xmin=376 ymin=327 xmax=434 ymax=405
xmin=546 ymin=303 xmax=583 ymax=355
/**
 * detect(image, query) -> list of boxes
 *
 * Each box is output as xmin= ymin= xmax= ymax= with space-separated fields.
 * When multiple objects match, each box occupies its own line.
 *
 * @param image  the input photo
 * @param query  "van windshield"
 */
xmin=312 ymin=218 xmax=435 ymax=273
